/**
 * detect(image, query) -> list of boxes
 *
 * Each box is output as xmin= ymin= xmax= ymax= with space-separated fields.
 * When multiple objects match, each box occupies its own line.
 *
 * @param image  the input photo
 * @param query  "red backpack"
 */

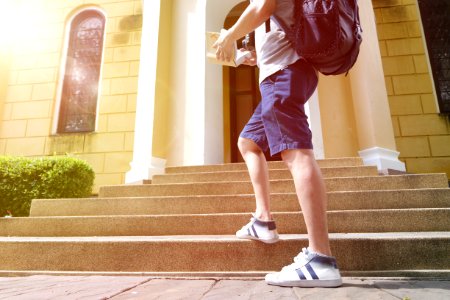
xmin=272 ymin=0 xmax=363 ymax=75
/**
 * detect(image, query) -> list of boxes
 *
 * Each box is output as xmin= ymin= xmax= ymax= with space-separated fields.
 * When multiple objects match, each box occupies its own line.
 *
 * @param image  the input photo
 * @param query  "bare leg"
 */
xmin=237 ymin=137 xmax=272 ymax=221
xmin=281 ymin=148 xmax=331 ymax=256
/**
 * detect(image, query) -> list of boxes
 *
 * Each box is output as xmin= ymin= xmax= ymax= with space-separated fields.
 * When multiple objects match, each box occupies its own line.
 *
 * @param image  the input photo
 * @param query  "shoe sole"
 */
xmin=265 ymin=278 xmax=343 ymax=288
xmin=236 ymin=234 xmax=279 ymax=244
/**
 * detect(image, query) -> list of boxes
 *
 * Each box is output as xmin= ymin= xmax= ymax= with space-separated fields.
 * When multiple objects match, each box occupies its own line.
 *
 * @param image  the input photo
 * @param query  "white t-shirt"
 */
xmin=253 ymin=0 xmax=300 ymax=83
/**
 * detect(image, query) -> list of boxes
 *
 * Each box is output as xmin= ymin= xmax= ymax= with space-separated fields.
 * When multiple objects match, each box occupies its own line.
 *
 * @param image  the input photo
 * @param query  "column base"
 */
xmin=358 ymin=147 xmax=406 ymax=174
xmin=125 ymin=157 xmax=166 ymax=183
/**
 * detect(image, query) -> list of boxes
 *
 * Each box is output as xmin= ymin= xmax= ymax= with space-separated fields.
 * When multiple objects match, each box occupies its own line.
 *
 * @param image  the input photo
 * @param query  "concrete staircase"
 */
xmin=1 ymin=157 xmax=449 ymax=277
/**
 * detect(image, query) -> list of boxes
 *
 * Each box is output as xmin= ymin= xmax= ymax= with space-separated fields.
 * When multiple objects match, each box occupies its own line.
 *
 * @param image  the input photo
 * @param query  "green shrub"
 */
xmin=0 ymin=156 xmax=95 ymax=217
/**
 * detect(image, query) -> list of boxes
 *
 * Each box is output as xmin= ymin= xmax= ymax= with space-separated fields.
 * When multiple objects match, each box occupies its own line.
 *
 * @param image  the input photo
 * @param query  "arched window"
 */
xmin=57 ymin=9 xmax=105 ymax=133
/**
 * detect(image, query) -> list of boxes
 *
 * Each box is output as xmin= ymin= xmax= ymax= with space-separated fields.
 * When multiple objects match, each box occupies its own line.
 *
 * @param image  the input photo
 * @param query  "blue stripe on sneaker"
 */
xmin=251 ymin=225 xmax=259 ymax=238
xmin=295 ymin=269 xmax=307 ymax=280
xmin=306 ymin=263 xmax=319 ymax=280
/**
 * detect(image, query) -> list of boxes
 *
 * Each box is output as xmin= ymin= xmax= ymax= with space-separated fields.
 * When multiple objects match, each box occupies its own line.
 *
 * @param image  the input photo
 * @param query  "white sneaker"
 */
xmin=265 ymin=247 xmax=342 ymax=287
xmin=236 ymin=214 xmax=279 ymax=244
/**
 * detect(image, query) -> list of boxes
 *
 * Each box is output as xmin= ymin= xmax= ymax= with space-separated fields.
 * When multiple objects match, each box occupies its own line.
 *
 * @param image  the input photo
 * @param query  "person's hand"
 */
xmin=239 ymin=49 xmax=257 ymax=66
xmin=213 ymin=29 xmax=235 ymax=62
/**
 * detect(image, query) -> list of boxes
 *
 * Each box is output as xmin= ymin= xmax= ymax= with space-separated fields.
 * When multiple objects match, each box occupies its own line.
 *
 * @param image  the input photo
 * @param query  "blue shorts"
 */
xmin=240 ymin=58 xmax=318 ymax=156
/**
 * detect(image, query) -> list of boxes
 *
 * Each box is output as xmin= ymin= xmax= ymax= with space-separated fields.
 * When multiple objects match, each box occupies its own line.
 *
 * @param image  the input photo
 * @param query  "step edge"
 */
xmin=11 ymin=208 xmax=450 ymax=221
xmin=0 ymin=270 xmax=448 ymax=279
xmin=157 ymin=165 xmax=377 ymax=177
xmin=32 ymin=188 xmax=450 ymax=202
xmin=100 ymin=173 xmax=449 ymax=189
xmin=1 ymin=232 xmax=449 ymax=242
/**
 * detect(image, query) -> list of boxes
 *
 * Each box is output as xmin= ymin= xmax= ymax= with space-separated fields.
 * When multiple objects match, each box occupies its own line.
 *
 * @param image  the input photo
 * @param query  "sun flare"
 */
xmin=0 ymin=0 xmax=44 ymax=48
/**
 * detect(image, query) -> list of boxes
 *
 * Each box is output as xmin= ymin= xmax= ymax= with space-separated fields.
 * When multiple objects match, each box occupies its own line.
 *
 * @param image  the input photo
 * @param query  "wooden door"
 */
xmin=229 ymin=65 xmax=261 ymax=162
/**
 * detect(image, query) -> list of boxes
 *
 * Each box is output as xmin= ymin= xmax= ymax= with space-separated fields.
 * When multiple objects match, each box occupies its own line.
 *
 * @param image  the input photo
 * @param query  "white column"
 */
xmin=125 ymin=0 xmax=166 ymax=183
xmin=350 ymin=1 xmax=405 ymax=173
xmin=167 ymin=0 xmax=242 ymax=166
xmin=359 ymin=147 xmax=405 ymax=174
xmin=203 ymin=0 xmax=243 ymax=165
xmin=304 ymin=88 xmax=325 ymax=159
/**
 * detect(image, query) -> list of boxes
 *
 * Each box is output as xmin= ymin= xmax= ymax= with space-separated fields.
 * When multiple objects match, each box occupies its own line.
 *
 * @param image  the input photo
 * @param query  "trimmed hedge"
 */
xmin=0 ymin=156 xmax=95 ymax=217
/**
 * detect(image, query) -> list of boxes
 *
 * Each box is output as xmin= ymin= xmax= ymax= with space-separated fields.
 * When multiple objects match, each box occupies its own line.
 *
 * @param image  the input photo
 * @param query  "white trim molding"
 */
xmin=126 ymin=157 xmax=166 ymax=183
xmin=304 ymin=88 xmax=324 ymax=159
xmin=358 ymin=147 xmax=406 ymax=174
xmin=125 ymin=0 xmax=166 ymax=183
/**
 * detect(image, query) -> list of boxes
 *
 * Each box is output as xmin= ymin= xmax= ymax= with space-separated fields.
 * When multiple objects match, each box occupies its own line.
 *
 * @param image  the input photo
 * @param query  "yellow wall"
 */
xmin=0 ymin=46 xmax=11 ymax=155
xmin=0 ymin=0 xmax=142 ymax=192
xmin=1 ymin=0 xmax=449 ymax=190
xmin=373 ymin=0 xmax=450 ymax=177
xmin=318 ymin=75 xmax=360 ymax=158
xmin=152 ymin=0 xmax=172 ymax=159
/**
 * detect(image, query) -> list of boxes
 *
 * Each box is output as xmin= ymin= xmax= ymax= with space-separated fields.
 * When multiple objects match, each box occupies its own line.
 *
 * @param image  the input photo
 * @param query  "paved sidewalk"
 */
xmin=0 ymin=276 xmax=449 ymax=300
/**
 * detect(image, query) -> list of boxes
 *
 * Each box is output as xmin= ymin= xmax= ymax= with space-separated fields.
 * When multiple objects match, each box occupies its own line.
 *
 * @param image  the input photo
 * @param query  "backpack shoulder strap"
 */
xmin=265 ymin=19 xmax=271 ymax=32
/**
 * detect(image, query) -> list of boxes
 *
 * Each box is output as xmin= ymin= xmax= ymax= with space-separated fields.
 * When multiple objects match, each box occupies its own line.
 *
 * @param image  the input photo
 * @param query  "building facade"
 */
xmin=0 ymin=0 xmax=448 ymax=192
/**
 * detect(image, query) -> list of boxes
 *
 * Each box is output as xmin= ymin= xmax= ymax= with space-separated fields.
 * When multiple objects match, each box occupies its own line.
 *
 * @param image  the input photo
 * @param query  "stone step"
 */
xmin=165 ymin=157 xmax=364 ymax=174
xmin=3 ymin=209 xmax=449 ymax=237
xmin=99 ymin=174 xmax=449 ymax=198
xmin=30 ymin=189 xmax=450 ymax=217
xmin=152 ymin=166 xmax=379 ymax=184
xmin=0 ymin=233 xmax=448 ymax=274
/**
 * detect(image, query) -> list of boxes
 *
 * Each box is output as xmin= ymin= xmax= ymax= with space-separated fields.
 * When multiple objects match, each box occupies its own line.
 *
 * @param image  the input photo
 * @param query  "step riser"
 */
xmin=0 ymin=238 xmax=448 ymax=272
xmin=152 ymin=167 xmax=379 ymax=184
xmin=30 ymin=189 xmax=450 ymax=217
xmin=6 ymin=154 xmax=450 ymax=277
xmin=165 ymin=158 xmax=364 ymax=174
xmin=99 ymin=175 xmax=449 ymax=198
xmin=4 ymin=210 xmax=449 ymax=236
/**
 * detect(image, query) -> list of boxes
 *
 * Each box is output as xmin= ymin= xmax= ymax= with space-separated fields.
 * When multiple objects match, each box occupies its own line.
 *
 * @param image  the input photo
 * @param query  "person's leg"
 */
xmin=235 ymin=137 xmax=279 ymax=244
xmin=281 ymin=148 xmax=331 ymax=256
xmin=237 ymin=137 xmax=272 ymax=221
xmin=265 ymin=147 xmax=342 ymax=287
xmin=236 ymin=102 xmax=279 ymax=244
xmin=260 ymin=60 xmax=341 ymax=287
xmin=258 ymin=58 xmax=330 ymax=253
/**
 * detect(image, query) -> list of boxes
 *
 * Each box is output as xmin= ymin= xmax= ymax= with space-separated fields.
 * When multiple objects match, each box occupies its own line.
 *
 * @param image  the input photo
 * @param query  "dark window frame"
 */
xmin=57 ymin=9 xmax=106 ymax=133
xmin=418 ymin=0 xmax=450 ymax=114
